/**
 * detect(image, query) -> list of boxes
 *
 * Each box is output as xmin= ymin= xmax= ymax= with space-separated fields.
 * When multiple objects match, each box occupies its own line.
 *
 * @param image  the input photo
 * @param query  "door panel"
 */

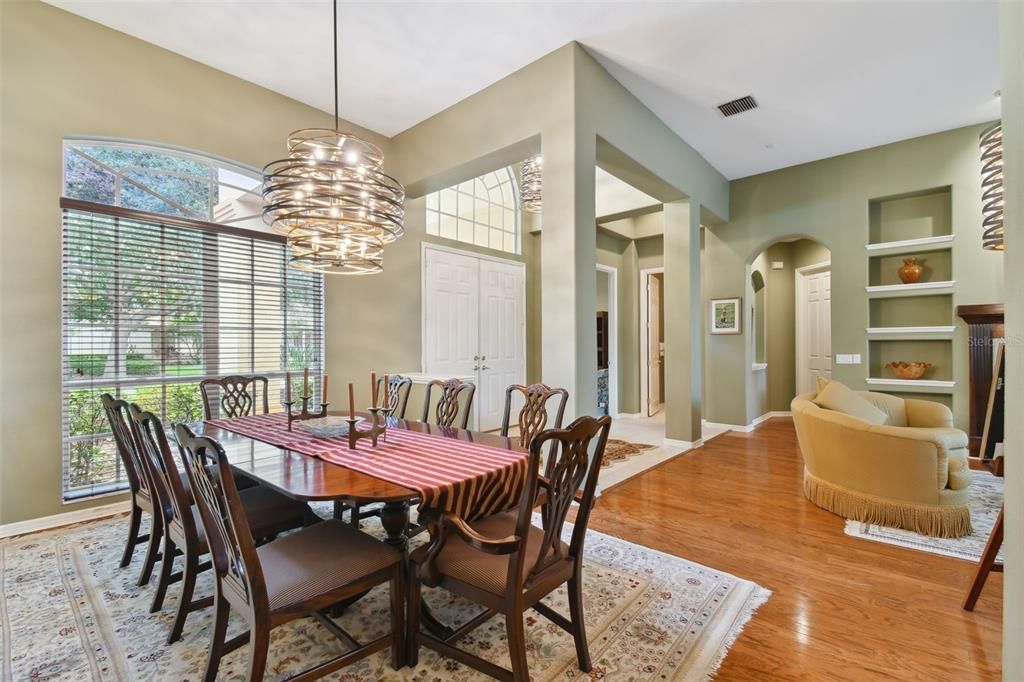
xmin=648 ymin=274 xmax=662 ymax=417
xmin=424 ymin=249 xmax=478 ymax=379
xmin=478 ymin=260 xmax=525 ymax=431
xmin=799 ymin=268 xmax=832 ymax=394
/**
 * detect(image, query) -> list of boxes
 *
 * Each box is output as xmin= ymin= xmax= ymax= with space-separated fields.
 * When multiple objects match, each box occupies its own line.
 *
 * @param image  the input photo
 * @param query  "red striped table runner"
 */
xmin=207 ymin=413 xmax=528 ymax=521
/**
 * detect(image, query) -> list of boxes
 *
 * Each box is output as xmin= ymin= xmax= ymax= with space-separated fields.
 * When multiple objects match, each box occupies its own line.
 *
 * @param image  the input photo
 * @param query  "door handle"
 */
xmin=482 ymin=365 xmax=491 ymax=371
xmin=473 ymin=365 xmax=480 ymax=371
xmin=474 ymin=355 xmax=480 ymax=361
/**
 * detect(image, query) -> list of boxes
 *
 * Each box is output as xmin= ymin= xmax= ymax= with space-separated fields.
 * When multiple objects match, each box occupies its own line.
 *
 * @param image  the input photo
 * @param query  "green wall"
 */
xmin=705 ymin=124 xmax=1005 ymax=428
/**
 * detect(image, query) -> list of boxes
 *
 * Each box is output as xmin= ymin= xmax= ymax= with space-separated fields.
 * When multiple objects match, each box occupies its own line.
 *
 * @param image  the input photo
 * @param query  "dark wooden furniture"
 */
xmin=175 ymin=424 xmax=405 ymax=682
xmin=407 ymin=415 xmax=612 ymax=681
xmin=200 ymin=375 xmax=271 ymax=420
xmin=422 ymin=378 xmax=476 ymax=429
xmin=956 ymin=304 xmax=1005 ymax=458
xmin=596 ymin=311 xmax=609 ymax=370
xmin=963 ymin=505 xmax=1004 ymax=611
xmin=378 ymin=374 xmax=413 ymax=419
xmin=193 ymin=415 xmax=525 ymax=556
xmin=129 ymin=405 xmax=311 ymax=644
xmin=101 ymin=394 xmax=158 ymax=584
xmin=500 ymin=383 xmax=569 ymax=449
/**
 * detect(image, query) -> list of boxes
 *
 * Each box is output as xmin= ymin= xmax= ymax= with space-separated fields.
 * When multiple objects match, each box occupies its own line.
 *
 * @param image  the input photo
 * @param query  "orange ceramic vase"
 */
xmin=898 ymin=257 xmax=923 ymax=284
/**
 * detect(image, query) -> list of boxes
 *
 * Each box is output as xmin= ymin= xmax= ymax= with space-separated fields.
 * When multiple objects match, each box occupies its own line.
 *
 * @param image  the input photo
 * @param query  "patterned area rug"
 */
xmin=0 ymin=506 xmax=769 ymax=681
xmin=602 ymin=439 xmax=659 ymax=468
xmin=844 ymin=470 xmax=1004 ymax=562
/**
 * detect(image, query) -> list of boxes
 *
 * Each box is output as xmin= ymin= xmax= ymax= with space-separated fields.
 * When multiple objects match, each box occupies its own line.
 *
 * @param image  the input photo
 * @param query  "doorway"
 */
xmin=795 ymin=261 xmax=832 ymax=394
xmin=596 ymin=264 xmax=618 ymax=416
xmin=421 ymin=243 xmax=526 ymax=431
xmin=639 ymin=267 xmax=665 ymax=417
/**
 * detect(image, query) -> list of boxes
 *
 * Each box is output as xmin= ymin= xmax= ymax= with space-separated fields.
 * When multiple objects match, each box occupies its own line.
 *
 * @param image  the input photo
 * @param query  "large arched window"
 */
xmin=425 ymin=166 xmax=520 ymax=254
xmin=61 ymin=140 xmax=324 ymax=500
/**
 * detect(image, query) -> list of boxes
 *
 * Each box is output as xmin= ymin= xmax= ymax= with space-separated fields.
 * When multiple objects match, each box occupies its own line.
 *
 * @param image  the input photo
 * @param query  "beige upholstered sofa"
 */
xmin=792 ymin=384 xmax=972 ymax=538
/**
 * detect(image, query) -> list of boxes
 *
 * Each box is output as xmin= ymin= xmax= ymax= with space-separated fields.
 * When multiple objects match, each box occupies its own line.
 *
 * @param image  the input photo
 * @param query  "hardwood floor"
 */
xmin=588 ymin=418 xmax=1002 ymax=681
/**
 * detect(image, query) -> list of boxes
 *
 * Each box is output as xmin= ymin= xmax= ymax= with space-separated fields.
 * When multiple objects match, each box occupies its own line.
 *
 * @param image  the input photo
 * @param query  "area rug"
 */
xmin=602 ymin=438 xmax=659 ymax=468
xmin=844 ymin=470 xmax=1004 ymax=563
xmin=0 ymin=507 xmax=769 ymax=681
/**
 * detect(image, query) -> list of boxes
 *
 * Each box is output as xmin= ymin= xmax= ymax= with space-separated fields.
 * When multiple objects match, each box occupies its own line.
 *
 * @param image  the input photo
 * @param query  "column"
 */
xmin=663 ymin=200 xmax=702 ymax=442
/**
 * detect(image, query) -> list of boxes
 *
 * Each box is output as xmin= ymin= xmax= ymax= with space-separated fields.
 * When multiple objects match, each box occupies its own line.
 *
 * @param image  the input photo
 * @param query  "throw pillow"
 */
xmin=813 ymin=379 xmax=887 ymax=425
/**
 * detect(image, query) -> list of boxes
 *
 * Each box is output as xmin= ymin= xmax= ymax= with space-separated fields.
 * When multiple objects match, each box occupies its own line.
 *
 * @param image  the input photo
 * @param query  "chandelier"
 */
xmin=979 ymin=121 xmax=1003 ymax=251
xmin=520 ymin=155 xmax=542 ymax=213
xmin=261 ymin=1 xmax=404 ymax=274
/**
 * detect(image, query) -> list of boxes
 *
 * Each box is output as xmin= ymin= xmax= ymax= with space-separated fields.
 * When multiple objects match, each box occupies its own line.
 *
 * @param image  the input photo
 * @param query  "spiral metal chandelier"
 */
xmin=261 ymin=1 xmax=404 ymax=274
xmin=520 ymin=155 xmax=542 ymax=213
xmin=979 ymin=121 xmax=1004 ymax=251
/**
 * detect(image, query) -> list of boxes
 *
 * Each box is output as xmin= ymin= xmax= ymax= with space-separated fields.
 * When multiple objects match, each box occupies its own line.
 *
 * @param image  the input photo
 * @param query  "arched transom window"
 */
xmin=425 ymin=166 xmax=520 ymax=254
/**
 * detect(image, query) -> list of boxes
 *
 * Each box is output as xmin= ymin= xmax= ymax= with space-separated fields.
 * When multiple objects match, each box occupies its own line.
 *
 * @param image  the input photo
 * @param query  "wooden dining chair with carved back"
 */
xmin=500 ymin=384 xmax=569 ymax=449
xmin=175 ymin=424 xmax=406 ymax=682
xmin=407 ymin=414 xmax=612 ymax=682
xmin=378 ymin=374 xmax=413 ymax=419
xmin=129 ymin=405 xmax=312 ymax=645
xmin=199 ymin=375 xmax=270 ymax=420
xmin=101 ymin=393 xmax=162 ymax=586
xmin=421 ymin=378 xmax=476 ymax=429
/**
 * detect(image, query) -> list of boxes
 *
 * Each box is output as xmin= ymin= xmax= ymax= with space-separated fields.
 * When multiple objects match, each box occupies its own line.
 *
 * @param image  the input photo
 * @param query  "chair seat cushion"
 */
xmin=238 ymin=485 xmax=309 ymax=537
xmin=258 ymin=520 xmax=400 ymax=612
xmin=411 ymin=511 xmax=570 ymax=596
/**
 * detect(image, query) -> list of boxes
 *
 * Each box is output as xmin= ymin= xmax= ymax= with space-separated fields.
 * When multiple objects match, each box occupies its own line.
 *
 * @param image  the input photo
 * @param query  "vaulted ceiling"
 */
xmin=48 ymin=1 xmax=1001 ymax=179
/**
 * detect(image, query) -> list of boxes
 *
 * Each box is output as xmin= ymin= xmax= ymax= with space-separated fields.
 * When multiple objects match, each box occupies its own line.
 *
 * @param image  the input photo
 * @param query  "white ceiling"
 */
xmin=47 ymin=1 xmax=1001 ymax=179
xmin=595 ymin=167 xmax=660 ymax=219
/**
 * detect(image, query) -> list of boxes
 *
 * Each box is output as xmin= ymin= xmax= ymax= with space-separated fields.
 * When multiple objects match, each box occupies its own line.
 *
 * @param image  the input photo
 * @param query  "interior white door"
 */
xmin=799 ymin=268 xmax=832 ymax=394
xmin=647 ymin=274 xmax=663 ymax=417
xmin=423 ymin=248 xmax=479 ymax=381
xmin=477 ymin=259 xmax=525 ymax=431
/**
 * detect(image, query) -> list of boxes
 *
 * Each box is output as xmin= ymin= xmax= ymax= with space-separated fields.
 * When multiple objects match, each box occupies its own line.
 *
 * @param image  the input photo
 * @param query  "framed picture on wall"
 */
xmin=710 ymin=297 xmax=742 ymax=334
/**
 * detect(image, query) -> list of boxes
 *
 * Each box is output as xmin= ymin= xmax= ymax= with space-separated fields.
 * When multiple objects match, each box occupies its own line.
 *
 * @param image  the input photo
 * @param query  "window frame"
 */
xmin=424 ymin=166 xmax=521 ymax=255
xmin=60 ymin=139 xmax=324 ymax=502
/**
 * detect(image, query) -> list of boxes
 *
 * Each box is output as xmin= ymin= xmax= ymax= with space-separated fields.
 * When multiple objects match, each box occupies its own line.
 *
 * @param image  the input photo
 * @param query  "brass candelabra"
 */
xmin=283 ymin=395 xmax=329 ymax=431
xmin=346 ymin=406 xmax=389 ymax=448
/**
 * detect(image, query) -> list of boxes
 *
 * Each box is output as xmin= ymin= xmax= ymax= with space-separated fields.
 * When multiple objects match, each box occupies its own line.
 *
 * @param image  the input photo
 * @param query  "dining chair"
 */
xmin=129 ymin=405 xmax=312 ymax=645
xmin=199 ymin=375 xmax=270 ymax=420
xmin=175 ymin=424 xmax=406 ymax=682
xmin=101 ymin=393 xmax=161 ymax=585
xmin=378 ymin=374 xmax=413 ymax=419
xmin=499 ymin=384 xmax=569 ymax=448
xmin=407 ymin=414 xmax=612 ymax=681
xmin=421 ymin=378 xmax=476 ymax=429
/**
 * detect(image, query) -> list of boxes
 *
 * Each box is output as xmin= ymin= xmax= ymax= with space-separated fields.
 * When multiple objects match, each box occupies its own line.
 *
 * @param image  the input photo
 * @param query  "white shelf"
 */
xmin=866 ymin=326 xmax=956 ymax=340
xmin=866 ymin=378 xmax=956 ymax=394
xmin=865 ymin=280 xmax=955 ymax=298
xmin=865 ymin=234 xmax=954 ymax=257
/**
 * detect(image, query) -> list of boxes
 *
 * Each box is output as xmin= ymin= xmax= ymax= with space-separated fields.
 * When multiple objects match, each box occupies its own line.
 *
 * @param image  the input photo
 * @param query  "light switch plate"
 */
xmin=771 ymin=261 xmax=785 ymax=270
xmin=835 ymin=354 xmax=862 ymax=365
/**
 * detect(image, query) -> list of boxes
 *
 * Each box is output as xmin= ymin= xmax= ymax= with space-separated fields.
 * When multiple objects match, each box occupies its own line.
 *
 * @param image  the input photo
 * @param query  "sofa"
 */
xmin=791 ymin=382 xmax=972 ymax=538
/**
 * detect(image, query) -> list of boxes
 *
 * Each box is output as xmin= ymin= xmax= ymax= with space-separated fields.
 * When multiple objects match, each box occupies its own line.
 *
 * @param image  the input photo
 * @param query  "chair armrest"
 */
xmin=444 ymin=514 xmax=521 ymax=555
xmin=905 ymin=398 xmax=954 ymax=429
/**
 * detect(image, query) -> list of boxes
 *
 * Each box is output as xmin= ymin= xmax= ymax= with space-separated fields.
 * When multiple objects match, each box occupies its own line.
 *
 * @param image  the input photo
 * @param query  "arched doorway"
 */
xmin=749 ymin=238 xmax=832 ymax=414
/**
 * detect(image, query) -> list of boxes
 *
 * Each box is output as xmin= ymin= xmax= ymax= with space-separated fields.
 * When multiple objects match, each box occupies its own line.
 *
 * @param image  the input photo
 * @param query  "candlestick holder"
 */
xmin=347 ymin=407 xmax=388 ymax=448
xmin=283 ymin=395 xmax=329 ymax=431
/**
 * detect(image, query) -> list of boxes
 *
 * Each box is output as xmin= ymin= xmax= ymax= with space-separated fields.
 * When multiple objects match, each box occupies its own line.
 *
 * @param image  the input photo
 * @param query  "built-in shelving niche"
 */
xmin=869 ymin=295 xmax=953 ymax=329
xmin=868 ymin=249 xmax=952 ymax=288
xmin=868 ymin=186 xmax=952 ymax=245
xmin=868 ymin=339 xmax=954 ymax=387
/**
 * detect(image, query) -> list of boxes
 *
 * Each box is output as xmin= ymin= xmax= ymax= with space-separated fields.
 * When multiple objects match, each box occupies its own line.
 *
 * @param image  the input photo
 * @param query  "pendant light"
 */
xmin=520 ymin=155 xmax=542 ymax=213
xmin=979 ymin=121 xmax=1004 ymax=251
xmin=261 ymin=0 xmax=405 ymax=273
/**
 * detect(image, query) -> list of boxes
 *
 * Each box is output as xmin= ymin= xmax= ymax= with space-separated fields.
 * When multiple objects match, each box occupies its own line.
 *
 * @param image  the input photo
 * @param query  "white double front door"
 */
xmin=422 ymin=245 xmax=525 ymax=431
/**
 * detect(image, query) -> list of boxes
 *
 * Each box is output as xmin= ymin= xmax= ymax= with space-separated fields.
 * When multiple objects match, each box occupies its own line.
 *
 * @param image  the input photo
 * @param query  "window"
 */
xmin=425 ymin=167 xmax=520 ymax=254
xmin=61 ymin=141 xmax=324 ymax=501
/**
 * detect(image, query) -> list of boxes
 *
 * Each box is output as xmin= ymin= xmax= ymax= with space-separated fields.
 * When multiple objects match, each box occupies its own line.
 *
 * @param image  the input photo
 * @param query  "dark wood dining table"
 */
xmin=194 ymin=411 xmax=527 ymax=556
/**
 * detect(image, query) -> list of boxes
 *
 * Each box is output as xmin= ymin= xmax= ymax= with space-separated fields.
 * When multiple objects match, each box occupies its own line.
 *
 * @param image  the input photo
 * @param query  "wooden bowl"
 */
xmin=886 ymin=361 xmax=931 ymax=380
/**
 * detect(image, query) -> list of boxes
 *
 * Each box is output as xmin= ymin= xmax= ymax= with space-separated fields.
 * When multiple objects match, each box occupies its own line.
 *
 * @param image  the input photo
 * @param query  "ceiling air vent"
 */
xmin=717 ymin=95 xmax=758 ymax=118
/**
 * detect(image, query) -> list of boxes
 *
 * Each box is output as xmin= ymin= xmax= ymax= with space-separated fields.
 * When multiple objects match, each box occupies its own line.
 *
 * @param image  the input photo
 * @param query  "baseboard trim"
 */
xmin=0 ymin=500 xmax=130 ymax=539
xmin=703 ymin=411 xmax=792 ymax=434
xmin=663 ymin=437 xmax=701 ymax=450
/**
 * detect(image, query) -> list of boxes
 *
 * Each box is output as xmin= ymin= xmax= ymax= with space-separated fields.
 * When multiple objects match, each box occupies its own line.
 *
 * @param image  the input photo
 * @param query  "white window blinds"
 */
xmin=61 ymin=199 xmax=324 ymax=500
